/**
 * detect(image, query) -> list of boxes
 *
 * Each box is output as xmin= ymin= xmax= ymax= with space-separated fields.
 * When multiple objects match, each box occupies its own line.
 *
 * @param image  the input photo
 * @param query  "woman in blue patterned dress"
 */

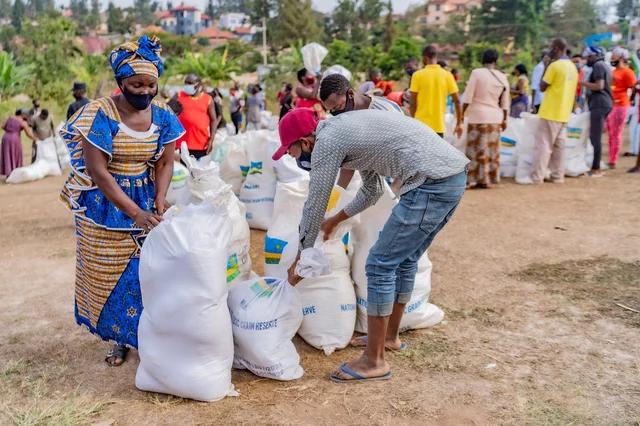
xmin=60 ymin=36 xmax=185 ymax=366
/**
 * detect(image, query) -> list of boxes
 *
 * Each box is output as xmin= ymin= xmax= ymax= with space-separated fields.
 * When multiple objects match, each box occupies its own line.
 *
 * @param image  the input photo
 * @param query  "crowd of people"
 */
xmin=2 ymin=32 xmax=640 ymax=383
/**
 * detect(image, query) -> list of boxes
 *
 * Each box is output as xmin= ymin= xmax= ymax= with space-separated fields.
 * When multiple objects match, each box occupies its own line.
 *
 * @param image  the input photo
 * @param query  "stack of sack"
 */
xmin=136 ymin=183 xmax=238 ymax=402
xmin=350 ymin=182 xmax=444 ymax=334
xmin=7 ymin=137 xmax=62 ymax=184
xmin=264 ymin=178 xmax=358 ymax=355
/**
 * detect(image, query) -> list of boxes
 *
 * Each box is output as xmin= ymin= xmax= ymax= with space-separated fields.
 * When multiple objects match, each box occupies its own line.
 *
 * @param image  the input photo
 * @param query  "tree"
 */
xmin=12 ymin=0 xmax=26 ymax=32
xmin=358 ymin=0 xmax=383 ymax=30
xmin=382 ymin=0 xmax=394 ymax=50
xmin=547 ymin=0 xmax=599 ymax=47
xmin=272 ymin=0 xmax=320 ymax=48
xmin=206 ymin=0 xmax=216 ymax=18
xmin=133 ymin=0 xmax=154 ymax=26
xmin=331 ymin=0 xmax=357 ymax=41
xmin=0 ymin=0 xmax=11 ymax=19
xmin=88 ymin=0 xmax=101 ymax=28
xmin=325 ymin=39 xmax=355 ymax=70
xmin=107 ymin=2 xmax=131 ymax=34
xmin=617 ymin=0 xmax=634 ymax=19
xmin=70 ymin=54 xmax=109 ymax=98
xmin=377 ymin=36 xmax=421 ymax=80
xmin=172 ymin=48 xmax=241 ymax=85
xmin=0 ymin=51 xmax=33 ymax=102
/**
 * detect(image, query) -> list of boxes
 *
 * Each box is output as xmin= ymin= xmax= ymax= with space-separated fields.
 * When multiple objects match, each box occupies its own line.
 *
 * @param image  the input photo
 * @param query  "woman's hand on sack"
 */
xmin=287 ymin=260 xmax=303 ymax=286
xmin=133 ymin=209 xmax=163 ymax=232
xmin=155 ymin=198 xmax=171 ymax=215
xmin=454 ymin=124 xmax=463 ymax=139
xmin=500 ymin=120 xmax=507 ymax=131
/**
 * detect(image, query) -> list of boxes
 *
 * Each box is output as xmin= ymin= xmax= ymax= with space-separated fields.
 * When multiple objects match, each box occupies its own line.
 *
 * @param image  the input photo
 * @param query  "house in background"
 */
xmin=156 ymin=4 xmax=213 ymax=36
xmin=195 ymin=27 xmax=238 ymax=47
xmin=219 ymin=13 xmax=250 ymax=31
xmin=419 ymin=0 xmax=482 ymax=28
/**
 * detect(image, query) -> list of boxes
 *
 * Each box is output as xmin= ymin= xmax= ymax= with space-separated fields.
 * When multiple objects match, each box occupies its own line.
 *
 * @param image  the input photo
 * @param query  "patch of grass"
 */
xmin=4 ymin=394 xmax=107 ymax=426
xmin=525 ymin=399 xmax=588 ymax=425
xmin=146 ymin=393 xmax=186 ymax=408
xmin=446 ymin=306 xmax=505 ymax=327
xmin=514 ymin=257 xmax=640 ymax=327
xmin=392 ymin=329 xmax=463 ymax=372
xmin=1 ymin=359 xmax=30 ymax=379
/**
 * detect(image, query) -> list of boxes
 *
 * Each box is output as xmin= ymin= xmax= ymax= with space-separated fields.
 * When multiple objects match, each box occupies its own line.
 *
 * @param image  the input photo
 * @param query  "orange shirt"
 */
xmin=177 ymin=91 xmax=212 ymax=151
xmin=611 ymin=67 xmax=637 ymax=106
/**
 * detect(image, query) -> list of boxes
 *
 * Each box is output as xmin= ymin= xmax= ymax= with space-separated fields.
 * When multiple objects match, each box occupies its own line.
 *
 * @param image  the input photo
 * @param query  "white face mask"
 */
xmin=184 ymin=84 xmax=197 ymax=96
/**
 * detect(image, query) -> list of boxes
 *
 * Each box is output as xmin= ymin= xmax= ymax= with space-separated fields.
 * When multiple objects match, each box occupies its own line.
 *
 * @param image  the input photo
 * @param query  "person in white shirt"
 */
xmin=531 ymin=54 xmax=550 ymax=113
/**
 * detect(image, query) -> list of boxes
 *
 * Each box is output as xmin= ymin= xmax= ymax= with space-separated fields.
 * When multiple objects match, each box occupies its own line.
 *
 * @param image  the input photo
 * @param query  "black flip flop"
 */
xmin=330 ymin=363 xmax=392 ymax=383
xmin=105 ymin=344 xmax=129 ymax=367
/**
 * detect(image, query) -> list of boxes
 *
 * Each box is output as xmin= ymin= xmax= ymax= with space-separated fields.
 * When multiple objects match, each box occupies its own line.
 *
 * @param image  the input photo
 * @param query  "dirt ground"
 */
xmin=1 ymin=151 xmax=639 ymax=425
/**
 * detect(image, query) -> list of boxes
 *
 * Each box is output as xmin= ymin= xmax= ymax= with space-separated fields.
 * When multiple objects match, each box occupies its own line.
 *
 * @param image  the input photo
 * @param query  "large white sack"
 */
xmin=215 ymin=132 xmax=248 ymax=195
xmin=6 ymin=137 xmax=61 ymax=184
xmin=499 ymin=119 xmax=523 ymax=178
xmin=350 ymin=183 xmax=443 ymax=334
xmin=55 ymin=122 xmax=71 ymax=170
xmin=296 ymin=185 xmax=358 ymax=355
xmin=444 ymin=113 xmax=468 ymax=152
xmin=238 ymin=130 xmax=277 ymax=230
xmin=323 ymin=65 xmax=353 ymax=82
xmin=136 ymin=202 xmax=238 ymax=402
xmin=180 ymin=145 xmax=252 ymax=287
xmin=228 ymin=277 xmax=303 ymax=381
xmin=266 ymin=135 xmax=309 ymax=183
xmin=515 ymin=112 xmax=540 ymax=184
xmin=264 ymin=180 xmax=309 ymax=278
xmin=564 ymin=112 xmax=591 ymax=177
xmin=165 ymin=161 xmax=190 ymax=206
xmin=301 ymin=42 xmax=328 ymax=74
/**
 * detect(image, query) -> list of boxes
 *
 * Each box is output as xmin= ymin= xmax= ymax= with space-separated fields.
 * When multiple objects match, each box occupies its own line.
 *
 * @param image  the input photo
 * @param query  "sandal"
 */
xmin=350 ymin=335 xmax=408 ymax=351
xmin=330 ymin=363 xmax=392 ymax=383
xmin=105 ymin=344 xmax=129 ymax=367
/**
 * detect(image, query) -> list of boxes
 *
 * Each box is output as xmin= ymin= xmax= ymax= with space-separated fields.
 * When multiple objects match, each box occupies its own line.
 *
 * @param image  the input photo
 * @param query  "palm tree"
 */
xmin=171 ymin=47 xmax=241 ymax=86
xmin=0 ymin=51 xmax=33 ymax=102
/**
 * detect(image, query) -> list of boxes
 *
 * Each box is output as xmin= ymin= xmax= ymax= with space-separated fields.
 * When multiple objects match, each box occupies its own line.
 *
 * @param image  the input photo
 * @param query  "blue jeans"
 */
xmin=365 ymin=171 xmax=466 ymax=317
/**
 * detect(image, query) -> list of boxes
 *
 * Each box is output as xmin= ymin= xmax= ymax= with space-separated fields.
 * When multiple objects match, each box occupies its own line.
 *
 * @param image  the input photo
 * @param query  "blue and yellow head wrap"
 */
xmin=109 ymin=35 xmax=164 ymax=80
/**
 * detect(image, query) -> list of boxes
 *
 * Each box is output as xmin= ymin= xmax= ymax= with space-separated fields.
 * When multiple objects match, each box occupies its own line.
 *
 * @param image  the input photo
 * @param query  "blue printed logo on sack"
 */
xmin=248 ymin=161 xmax=263 ymax=175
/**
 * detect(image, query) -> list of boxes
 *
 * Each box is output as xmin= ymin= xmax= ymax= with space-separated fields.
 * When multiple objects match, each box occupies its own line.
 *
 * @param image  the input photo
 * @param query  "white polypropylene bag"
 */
xmin=238 ymin=130 xmax=277 ymax=230
xmin=228 ymin=277 xmax=303 ymax=381
xmin=515 ymin=112 xmax=540 ymax=184
xmin=216 ymin=132 xmax=248 ymax=195
xmin=444 ymin=113 xmax=468 ymax=152
xmin=301 ymin=42 xmax=328 ymax=74
xmin=6 ymin=137 xmax=62 ymax=184
xmin=180 ymin=145 xmax=252 ymax=287
xmin=136 ymin=202 xmax=238 ymax=402
xmin=323 ymin=65 xmax=353 ymax=82
xmin=55 ymin=122 xmax=71 ymax=170
xmin=165 ymin=161 xmax=190 ymax=206
xmin=499 ymin=119 xmax=523 ymax=178
xmin=564 ymin=112 xmax=591 ymax=177
xmin=350 ymin=182 xmax=443 ymax=333
xmin=266 ymin=136 xmax=308 ymax=183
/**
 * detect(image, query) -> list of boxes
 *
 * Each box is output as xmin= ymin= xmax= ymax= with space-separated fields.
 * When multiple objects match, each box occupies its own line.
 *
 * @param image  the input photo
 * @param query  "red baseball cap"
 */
xmin=272 ymin=108 xmax=320 ymax=161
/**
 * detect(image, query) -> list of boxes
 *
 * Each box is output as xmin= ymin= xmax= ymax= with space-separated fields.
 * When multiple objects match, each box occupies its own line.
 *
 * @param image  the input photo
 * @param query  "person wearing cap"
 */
xmin=530 ymin=38 xmax=578 ymax=184
xmin=579 ymin=46 xmax=612 ymax=177
xmin=60 ymin=35 xmax=185 ymax=367
xmin=274 ymin=108 xmax=468 ymax=382
xmin=66 ymin=82 xmax=91 ymax=120
xmin=605 ymin=47 xmax=637 ymax=168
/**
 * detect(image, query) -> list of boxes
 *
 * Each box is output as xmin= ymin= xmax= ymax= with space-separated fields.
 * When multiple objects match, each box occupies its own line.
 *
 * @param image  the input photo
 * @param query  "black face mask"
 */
xmin=120 ymin=84 xmax=156 ymax=110
xmin=296 ymin=149 xmax=312 ymax=171
xmin=406 ymin=68 xmax=416 ymax=78
xmin=610 ymin=60 xmax=620 ymax=67
xmin=331 ymin=93 xmax=355 ymax=116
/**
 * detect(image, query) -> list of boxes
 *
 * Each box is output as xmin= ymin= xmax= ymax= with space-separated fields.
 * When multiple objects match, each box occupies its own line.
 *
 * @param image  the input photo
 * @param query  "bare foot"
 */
xmin=105 ymin=344 xmax=129 ymax=367
xmin=331 ymin=352 xmax=390 ymax=381
xmin=350 ymin=335 xmax=405 ymax=351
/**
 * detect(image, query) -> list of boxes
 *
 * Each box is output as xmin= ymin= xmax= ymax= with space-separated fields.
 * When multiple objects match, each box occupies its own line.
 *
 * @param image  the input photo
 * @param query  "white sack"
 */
xmin=350 ymin=183 xmax=443 ymax=333
xmin=180 ymin=145 xmax=252 ymax=287
xmin=444 ymin=113 xmax=468 ymax=152
xmin=515 ymin=112 xmax=540 ymax=184
xmin=323 ymin=65 xmax=353 ymax=82
xmin=6 ymin=137 xmax=62 ymax=184
xmin=564 ymin=112 xmax=591 ymax=177
xmin=266 ymin=135 xmax=309 ymax=183
xmin=499 ymin=119 xmax=523 ymax=178
xmin=136 ymin=202 xmax=237 ymax=402
xmin=301 ymin=42 xmax=328 ymax=74
xmin=216 ymin=132 xmax=248 ymax=195
xmin=228 ymin=277 xmax=303 ymax=381
xmin=55 ymin=122 xmax=71 ymax=170
xmin=165 ymin=161 xmax=190 ymax=206
xmin=238 ymin=130 xmax=277 ymax=230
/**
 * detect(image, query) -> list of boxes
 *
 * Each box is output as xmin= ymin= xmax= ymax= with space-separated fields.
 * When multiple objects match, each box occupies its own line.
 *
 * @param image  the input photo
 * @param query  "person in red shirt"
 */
xmin=606 ymin=47 xmax=637 ymax=167
xmin=173 ymin=74 xmax=219 ymax=159
xmin=294 ymin=68 xmax=324 ymax=115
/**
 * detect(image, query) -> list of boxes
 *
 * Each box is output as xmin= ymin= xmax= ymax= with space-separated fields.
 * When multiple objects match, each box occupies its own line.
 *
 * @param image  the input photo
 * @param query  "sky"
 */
xmin=55 ymin=0 xmax=424 ymax=14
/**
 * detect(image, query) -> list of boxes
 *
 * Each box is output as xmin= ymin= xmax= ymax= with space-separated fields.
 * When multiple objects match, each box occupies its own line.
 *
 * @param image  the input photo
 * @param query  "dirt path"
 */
xmin=1 ymin=157 xmax=639 ymax=425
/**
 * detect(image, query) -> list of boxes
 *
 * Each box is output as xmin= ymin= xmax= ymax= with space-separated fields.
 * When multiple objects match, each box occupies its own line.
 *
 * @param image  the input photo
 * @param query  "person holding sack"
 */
xmin=462 ymin=49 xmax=510 ymax=189
xmin=60 ymin=35 xmax=185 ymax=367
xmin=273 ymin=108 xmax=468 ymax=382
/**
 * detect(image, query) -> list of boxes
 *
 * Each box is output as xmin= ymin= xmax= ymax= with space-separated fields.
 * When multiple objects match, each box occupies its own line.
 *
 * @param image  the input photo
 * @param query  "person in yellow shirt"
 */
xmin=531 ymin=38 xmax=578 ymax=184
xmin=409 ymin=45 xmax=462 ymax=138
